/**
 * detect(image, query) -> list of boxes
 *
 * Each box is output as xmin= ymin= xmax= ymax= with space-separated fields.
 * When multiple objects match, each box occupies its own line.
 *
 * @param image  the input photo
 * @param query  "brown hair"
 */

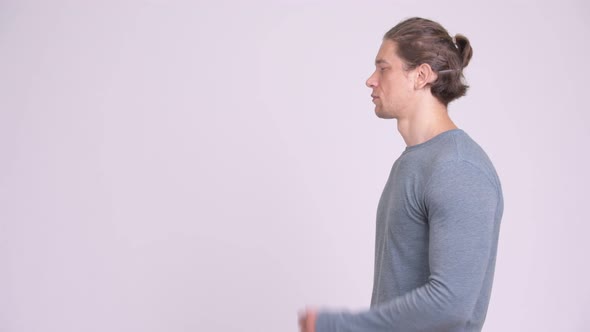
xmin=383 ymin=17 xmax=473 ymax=106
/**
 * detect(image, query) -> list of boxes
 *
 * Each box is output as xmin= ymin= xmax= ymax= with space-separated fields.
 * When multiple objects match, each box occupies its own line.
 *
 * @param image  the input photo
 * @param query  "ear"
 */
xmin=414 ymin=63 xmax=438 ymax=90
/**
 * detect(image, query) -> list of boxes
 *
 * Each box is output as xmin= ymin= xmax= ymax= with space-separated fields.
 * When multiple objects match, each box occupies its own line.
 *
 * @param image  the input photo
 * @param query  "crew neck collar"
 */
xmin=402 ymin=128 xmax=464 ymax=154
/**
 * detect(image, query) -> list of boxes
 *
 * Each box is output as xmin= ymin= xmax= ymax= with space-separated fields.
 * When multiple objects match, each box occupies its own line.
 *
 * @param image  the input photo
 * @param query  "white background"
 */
xmin=1 ymin=0 xmax=589 ymax=331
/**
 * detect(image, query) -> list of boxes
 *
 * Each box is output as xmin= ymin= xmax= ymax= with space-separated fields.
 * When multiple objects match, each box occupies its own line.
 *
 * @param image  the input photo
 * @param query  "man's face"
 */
xmin=366 ymin=40 xmax=416 ymax=119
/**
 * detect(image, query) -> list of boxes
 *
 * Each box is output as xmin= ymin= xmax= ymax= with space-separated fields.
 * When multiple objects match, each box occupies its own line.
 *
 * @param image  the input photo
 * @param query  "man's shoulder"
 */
xmin=398 ymin=130 xmax=500 ymax=185
xmin=421 ymin=129 xmax=493 ymax=169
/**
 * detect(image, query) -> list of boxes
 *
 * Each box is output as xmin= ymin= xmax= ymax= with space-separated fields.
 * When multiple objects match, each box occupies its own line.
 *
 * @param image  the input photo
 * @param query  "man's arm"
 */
xmin=313 ymin=160 xmax=502 ymax=332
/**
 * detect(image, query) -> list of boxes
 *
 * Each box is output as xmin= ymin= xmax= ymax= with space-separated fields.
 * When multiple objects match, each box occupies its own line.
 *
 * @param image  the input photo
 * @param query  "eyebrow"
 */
xmin=375 ymin=59 xmax=390 ymax=65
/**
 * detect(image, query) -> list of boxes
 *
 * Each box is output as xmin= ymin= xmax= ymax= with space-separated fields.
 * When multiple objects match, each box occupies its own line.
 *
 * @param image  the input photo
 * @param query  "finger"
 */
xmin=305 ymin=309 xmax=316 ymax=332
xmin=298 ymin=315 xmax=307 ymax=331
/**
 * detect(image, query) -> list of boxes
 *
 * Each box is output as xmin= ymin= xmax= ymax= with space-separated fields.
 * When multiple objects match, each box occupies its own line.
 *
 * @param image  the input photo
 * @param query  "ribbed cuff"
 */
xmin=315 ymin=311 xmax=344 ymax=332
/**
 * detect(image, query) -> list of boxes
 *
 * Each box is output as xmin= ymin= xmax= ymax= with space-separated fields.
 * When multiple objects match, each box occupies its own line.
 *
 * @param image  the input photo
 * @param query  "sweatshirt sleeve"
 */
xmin=315 ymin=160 xmax=502 ymax=332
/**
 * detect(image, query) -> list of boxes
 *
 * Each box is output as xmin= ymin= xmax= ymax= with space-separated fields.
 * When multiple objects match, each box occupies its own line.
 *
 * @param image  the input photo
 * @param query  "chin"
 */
xmin=375 ymin=107 xmax=394 ymax=119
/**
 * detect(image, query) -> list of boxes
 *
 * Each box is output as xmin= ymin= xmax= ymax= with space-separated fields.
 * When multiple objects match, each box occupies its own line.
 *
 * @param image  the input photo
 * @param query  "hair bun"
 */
xmin=454 ymin=34 xmax=473 ymax=69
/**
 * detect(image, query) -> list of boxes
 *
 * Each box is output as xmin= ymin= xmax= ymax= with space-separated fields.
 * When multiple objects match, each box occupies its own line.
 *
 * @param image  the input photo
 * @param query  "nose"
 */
xmin=366 ymin=71 xmax=377 ymax=88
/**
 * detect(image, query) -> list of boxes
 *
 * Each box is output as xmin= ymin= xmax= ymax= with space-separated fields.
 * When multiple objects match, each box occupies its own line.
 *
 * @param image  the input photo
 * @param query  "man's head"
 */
xmin=366 ymin=17 xmax=473 ymax=119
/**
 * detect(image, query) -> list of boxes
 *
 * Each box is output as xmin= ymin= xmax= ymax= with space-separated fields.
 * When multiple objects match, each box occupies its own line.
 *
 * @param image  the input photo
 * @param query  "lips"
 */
xmin=371 ymin=95 xmax=379 ymax=99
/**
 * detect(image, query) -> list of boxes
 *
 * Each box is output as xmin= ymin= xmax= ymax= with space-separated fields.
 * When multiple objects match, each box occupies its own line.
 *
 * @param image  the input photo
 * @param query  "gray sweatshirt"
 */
xmin=315 ymin=129 xmax=504 ymax=332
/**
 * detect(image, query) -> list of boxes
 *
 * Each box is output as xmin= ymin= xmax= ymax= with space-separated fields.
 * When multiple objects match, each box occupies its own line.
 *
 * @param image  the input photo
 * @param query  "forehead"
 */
xmin=375 ymin=40 xmax=400 ymax=65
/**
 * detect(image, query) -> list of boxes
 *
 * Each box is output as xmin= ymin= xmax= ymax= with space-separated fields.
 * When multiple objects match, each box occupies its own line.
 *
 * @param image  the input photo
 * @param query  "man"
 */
xmin=299 ymin=17 xmax=504 ymax=332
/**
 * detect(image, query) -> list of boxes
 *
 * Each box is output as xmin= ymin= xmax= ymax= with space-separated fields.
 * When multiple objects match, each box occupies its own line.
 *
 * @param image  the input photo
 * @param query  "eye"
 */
xmin=380 ymin=67 xmax=388 ymax=72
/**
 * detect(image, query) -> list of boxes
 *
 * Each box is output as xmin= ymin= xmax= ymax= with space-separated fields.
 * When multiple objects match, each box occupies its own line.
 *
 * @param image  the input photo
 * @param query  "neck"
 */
xmin=396 ymin=98 xmax=458 ymax=147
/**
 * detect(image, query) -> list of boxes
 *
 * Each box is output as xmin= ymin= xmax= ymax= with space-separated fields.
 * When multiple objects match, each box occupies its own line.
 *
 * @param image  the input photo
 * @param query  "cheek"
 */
xmin=380 ymin=77 xmax=395 ymax=96
xmin=381 ymin=74 xmax=395 ymax=93
xmin=378 ymin=75 xmax=388 ymax=90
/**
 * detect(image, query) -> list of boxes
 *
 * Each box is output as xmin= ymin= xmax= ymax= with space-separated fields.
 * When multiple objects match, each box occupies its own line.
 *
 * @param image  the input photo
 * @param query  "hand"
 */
xmin=298 ymin=307 xmax=317 ymax=332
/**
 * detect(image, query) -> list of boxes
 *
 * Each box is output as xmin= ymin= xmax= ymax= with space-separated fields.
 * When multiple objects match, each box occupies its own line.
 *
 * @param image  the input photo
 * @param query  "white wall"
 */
xmin=1 ymin=0 xmax=589 ymax=331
